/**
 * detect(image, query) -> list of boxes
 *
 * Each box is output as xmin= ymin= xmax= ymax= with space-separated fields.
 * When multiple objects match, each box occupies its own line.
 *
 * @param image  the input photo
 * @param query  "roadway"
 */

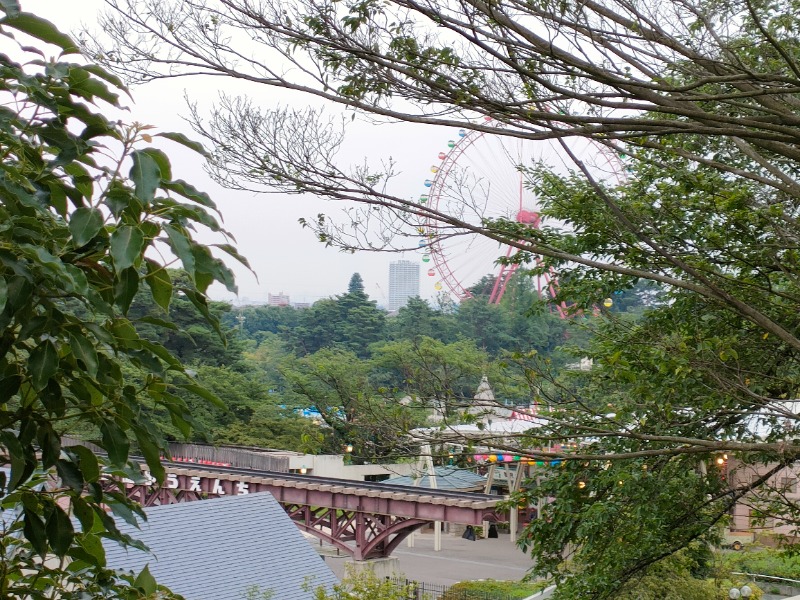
xmin=321 ymin=530 xmax=535 ymax=586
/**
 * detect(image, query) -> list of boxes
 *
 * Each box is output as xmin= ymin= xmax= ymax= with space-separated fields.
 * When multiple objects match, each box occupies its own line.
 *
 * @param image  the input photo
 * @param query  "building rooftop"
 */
xmin=385 ymin=466 xmax=487 ymax=491
xmin=104 ymin=492 xmax=338 ymax=600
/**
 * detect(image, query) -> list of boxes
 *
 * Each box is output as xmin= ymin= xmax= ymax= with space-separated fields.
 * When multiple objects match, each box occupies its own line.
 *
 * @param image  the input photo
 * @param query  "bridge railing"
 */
xmin=164 ymin=442 xmax=290 ymax=472
xmin=61 ymin=437 xmax=291 ymax=473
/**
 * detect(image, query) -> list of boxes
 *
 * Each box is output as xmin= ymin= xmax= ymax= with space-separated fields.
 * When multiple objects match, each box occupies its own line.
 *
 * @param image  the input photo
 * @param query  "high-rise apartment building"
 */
xmin=268 ymin=292 xmax=290 ymax=306
xmin=388 ymin=260 xmax=420 ymax=311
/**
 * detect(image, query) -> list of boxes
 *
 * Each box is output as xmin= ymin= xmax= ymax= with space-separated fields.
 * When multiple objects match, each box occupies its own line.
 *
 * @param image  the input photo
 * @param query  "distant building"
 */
xmin=268 ymin=292 xmax=290 ymax=306
xmin=388 ymin=260 xmax=420 ymax=311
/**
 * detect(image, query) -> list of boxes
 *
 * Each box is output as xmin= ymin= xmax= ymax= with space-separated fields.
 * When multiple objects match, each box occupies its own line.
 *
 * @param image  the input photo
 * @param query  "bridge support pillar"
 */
xmin=345 ymin=557 xmax=400 ymax=580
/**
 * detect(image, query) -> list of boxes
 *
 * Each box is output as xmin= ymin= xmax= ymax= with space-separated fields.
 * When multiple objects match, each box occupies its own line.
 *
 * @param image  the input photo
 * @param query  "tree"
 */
xmin=388 ymin=297 xmax=458 ymax=343
xmin=309 ymin=566 xmax=425 ymax=600
xmin=289 ymin=274 xmax=385 ymax=358
xmin=93 ymin=0 xmax=800 ymax=596
xmin=281 ymin=348 xmax=415 ymax=460
xmin=0 ymin=4 xmax=243 ymax=597
xmin=129 ymin=269 xmax=245 ymax=369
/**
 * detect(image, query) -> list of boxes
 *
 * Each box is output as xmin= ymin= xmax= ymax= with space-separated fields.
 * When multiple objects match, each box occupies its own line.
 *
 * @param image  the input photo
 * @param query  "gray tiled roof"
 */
xmin=385 ymin=467 xmax=487 ymax=490
xmin=104 ymin=492 xmax=338 ymax=600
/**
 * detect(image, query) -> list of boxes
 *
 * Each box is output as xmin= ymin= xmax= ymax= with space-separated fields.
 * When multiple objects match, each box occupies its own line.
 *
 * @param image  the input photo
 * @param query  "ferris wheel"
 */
xmin=419 ymin=120 xmax=622 ymax=309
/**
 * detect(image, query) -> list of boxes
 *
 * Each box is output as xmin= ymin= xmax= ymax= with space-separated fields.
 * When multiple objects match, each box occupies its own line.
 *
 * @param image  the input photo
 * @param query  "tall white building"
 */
xmin=388 ymin=260 xmax=420 ymax=311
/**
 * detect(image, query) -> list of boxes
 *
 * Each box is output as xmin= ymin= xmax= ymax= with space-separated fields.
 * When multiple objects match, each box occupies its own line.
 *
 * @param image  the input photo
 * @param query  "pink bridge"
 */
xmin=120 ymin=462 xmax=507 ymax=561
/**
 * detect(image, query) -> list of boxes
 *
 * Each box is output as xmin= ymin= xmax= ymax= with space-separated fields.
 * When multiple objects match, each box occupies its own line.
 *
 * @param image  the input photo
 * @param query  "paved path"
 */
xmin=322 ymin=531 xmax=535 ymax=586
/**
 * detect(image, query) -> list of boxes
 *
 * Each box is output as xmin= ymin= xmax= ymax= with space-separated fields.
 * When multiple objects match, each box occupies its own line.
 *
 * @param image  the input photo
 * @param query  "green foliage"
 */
xmin=93 ymin=1 xmax=800 ymax=596
xmin=441 ymin=579 xmax=547 ymax=599
xmin=720 ymin=547 xmax=800 ymax=580
xmin=288 ymin=274 xmax=385 ymax=358
xmin=0 ymin=7 xmax=238 ymax=597
xmin=310 ymin=566 xmax=425 ymax=600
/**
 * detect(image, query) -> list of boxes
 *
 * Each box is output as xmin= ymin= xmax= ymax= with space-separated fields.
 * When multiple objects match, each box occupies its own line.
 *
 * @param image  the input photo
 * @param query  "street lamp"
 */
xmin=344 ymin=443 xmax=353 ymax=454
xmin=728 ymin=585 xmax=752 ymax=599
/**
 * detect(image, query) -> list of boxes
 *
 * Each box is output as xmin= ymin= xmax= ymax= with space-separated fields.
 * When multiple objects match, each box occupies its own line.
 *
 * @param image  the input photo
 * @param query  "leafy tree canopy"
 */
xmin=0 ymin=4 xmax=244 ymax=596
xmin=91 ymin=0 xmax=800 ymax=596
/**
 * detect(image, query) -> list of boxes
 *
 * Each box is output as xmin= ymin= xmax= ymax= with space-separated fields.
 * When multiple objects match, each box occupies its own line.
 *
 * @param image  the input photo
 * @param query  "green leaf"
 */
xmin=47 ymin=181 xmax=67 ymax=216
xmin=23 ymin=506 xmax=47 ymax=556
xmin=138 ymin=339 xmax=183 ymax=369
xmin=106 ymin=499 xmax=140 ymax=528
xmin=80 ymin=64 xmax=128 ymax=96
xmin=46 ymin=505 xmax=74 ymax=557
xmin=76 ymin=532 xmax=106 ymax=566
xmin=163 ymin=179 xmax=217 ymax=210
xmin=144 ymin=259 xmax=172 ymax=311
xmin=179 ymin=287 xmax=223 ymax=341
xmin=2 ymin=12 xmax=79 ymax=54
xmin=68 ymin=66 xmax=120 ymax=106
xmin=0 ymin=374 xmax=21 ymax=401
xmin=134 ymin=428 xmax=165 ymax=484
xmin=0 ymin=275 xmax=7 ymax=314
xmin=130 ymin=149 xmax=161 ymax=202
xmin=0 ymin=431 xmax=26 ymax=490
xmin=71 ymin=496 xmax=96 ymax=532
xmin=114 ymin=266 xmax=140 ymax=314
xmin=155 ymin=131 xmax=210 ymax=157
xmin=140 ymin=148 xmax=172 ymax=181
xmin=56 ymin=458 xmax=84 ymax=491
xmin=69 ymin=331 xmax=99 ymax=378
xmin=69 ymin=206 xmax=104 ymax=247
xmin=68 ymin=445 xmax=100 ymax=484
xmin=179 ymin=382 xmax=226 ymax=409
xmin=110 ymin=225 xmax=144 ymax=271
xmin=212 ymin=243 xmax=252 ymax=270
xmin=36 ymin=423 xmax=60 ymax=469
xmin=163 ymin=224 xmax=195 ymax=276
xmin=134 ymin=565 xmax=158 ymax=596
xmin=28 ymin=340 xmax=58 ymax=390
xmin=101 ymin=421 xmax=130 ymax=467
xmin=40 ymin=379 xmax=65 ymax=416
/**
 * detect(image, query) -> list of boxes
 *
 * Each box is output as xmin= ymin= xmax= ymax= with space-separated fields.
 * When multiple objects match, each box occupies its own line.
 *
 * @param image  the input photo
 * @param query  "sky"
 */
xmin=29 ymin=0 xmax=458 ymax=306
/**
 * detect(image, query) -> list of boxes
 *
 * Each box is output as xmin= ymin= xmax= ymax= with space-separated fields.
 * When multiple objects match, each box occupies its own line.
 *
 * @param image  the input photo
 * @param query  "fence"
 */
xmin=387 ymin=578 xmax=520 ymax=600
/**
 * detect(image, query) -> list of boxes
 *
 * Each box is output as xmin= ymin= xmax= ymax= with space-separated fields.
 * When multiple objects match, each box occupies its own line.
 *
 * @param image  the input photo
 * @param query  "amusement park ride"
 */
xmin=416 ymin=118 xmax=623 ymax=314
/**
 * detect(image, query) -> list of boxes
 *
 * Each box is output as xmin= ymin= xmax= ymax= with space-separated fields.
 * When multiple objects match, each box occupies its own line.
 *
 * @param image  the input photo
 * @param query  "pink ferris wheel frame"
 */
xmin=422 ymin=122 xmax=567 ymax=311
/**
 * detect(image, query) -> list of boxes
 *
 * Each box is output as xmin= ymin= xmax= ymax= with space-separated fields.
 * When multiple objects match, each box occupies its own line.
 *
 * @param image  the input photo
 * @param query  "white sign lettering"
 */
xmin=212 ymin=479 xmax=225 ymax=495
xmin=189 ymin=476 xmax=201 ymax=492
xmin=166 ymin=474 xmax=179 ymax=489
xmin=237 ymin=481 xmax=249 ymax=495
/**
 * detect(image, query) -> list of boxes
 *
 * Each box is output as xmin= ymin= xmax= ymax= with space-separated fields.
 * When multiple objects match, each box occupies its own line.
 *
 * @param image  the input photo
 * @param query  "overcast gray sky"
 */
xmin=30 ymin=0 xmax=459 ymax=306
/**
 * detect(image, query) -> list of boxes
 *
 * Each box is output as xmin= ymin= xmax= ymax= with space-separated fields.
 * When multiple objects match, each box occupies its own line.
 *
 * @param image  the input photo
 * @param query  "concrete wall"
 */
xmin=286 ymin=453 xmax=415 ymax=481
